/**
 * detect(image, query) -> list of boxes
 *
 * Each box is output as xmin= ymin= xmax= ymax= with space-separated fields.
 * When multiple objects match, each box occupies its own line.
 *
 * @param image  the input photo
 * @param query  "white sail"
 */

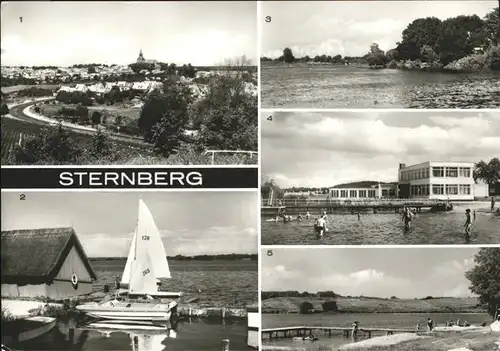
xmin=137 ymin=199 xmax=171 ymax=279
xmin=121 ymin=227 xmax=137 ymax=286
xmin=128 ymin=233 xmax=157 ymax=294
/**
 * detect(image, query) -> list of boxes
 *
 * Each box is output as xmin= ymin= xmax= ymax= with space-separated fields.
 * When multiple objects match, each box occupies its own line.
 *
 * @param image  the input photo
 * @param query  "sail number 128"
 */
xmin=142 ymin=268 xmax=150 ymax=276
xmin=141 ymin=235 xmax=150 ymax=240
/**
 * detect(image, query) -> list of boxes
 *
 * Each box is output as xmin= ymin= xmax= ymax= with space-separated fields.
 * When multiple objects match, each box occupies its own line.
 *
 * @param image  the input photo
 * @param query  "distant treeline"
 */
xmin=90 ymin=253 xmax=258 ymax=261
xmin=262 ymin=291 xmax=338 ymax=300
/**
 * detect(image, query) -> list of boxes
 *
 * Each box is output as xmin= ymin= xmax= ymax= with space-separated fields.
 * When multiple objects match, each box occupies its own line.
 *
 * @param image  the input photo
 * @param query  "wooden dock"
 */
xmin=261 ymin=198 xmax=447 ymax=213
xmin=261 ymin=326 xmax=416 ymax=339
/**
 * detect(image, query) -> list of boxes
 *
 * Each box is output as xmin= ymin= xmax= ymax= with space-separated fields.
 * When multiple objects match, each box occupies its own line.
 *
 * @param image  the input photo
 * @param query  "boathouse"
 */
xmin=1 ymin=227 xmax=97 ymax=300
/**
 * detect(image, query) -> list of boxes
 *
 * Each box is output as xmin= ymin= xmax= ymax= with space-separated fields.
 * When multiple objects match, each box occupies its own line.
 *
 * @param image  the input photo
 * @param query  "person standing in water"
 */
xmin=306 ymin=211 xmax=311 ymax=220
xmin=492 ymin=197 xmax=496 ymax=211
xmin=316 ymin=216 xmax=326 ymax=236
xmin=351 ymin=321 xmax=359 ymax=339
xmin=402 ymin=206 xmax=412 ymax=230
xmin=473 ymin=210 xmax=476 ymax=220
xmin=464 ymin=209 xmax=472 ymax=237
xmin=427 ymin=318 xmax=434 ymax=332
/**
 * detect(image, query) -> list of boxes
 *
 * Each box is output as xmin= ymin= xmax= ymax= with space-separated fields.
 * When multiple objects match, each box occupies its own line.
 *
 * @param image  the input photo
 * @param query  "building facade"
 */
xmin=1 ymin=227 xmax=97 ymax=300
xmin=397 ymin=161 xmax=485 ymax=200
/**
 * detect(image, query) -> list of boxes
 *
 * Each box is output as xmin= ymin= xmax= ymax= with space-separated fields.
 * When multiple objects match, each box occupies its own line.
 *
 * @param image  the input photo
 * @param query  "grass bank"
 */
xmin=261 ymin=296 xmax=485 ymax=314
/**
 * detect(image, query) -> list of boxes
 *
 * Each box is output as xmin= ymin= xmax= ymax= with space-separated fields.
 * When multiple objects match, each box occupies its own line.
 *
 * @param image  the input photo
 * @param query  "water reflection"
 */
xmin=4 ymin=315 xmax=251 ymax=351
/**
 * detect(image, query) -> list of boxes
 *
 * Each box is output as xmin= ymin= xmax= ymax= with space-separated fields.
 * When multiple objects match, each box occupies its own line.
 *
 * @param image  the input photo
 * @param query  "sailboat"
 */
xmin=76 ymin=200 xmax=182 ymax=322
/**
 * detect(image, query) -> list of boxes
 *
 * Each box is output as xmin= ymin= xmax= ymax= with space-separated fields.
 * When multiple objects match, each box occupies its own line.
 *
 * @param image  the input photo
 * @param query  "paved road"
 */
xmin=7 ymin=98 xmax=147 ymax=147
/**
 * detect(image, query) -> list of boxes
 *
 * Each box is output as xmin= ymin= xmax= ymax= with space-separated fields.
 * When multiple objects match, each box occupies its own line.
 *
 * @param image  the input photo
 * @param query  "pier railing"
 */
xmin=261 ymin=198 xmax=442 ymax=207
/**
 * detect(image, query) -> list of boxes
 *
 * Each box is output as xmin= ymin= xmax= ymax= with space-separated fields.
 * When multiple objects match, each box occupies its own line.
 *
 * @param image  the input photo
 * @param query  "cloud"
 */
xmin=262 ymin=112 xmax=500 ymax=188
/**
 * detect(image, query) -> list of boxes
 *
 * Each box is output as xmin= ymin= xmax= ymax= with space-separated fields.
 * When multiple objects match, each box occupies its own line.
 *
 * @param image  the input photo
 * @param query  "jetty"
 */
xmin=261 ymin=326 xmax=416 ymax=339
xmin=261 ymin=198 xmax=449 ymax=214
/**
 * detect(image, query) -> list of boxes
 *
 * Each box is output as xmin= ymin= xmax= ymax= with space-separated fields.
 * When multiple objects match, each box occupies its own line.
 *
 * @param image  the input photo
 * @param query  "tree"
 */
xmin=261 ymin=178 xmax=285 ymax=201
xmin=321 ymin=300 xmax=338 ymax=312
xmin=138 ymin=79 xmax=192 ymax=144
xmin=483 ymin=7 xmax=499 ymax=45
xmin=401 ymin=17 xmax=443 ymax=51
xmin=90 ymin=130 xmax=114 ymax=160
xmin=299 ymin=301 xmax=314 ymax=314
xmin=474 ymin=158 xmax=500 ymax=194
xmin=87 ymin=66 xmax=96 ymax=74
xmin=465 ymin=248 xmax=500 ymax=317
xmin=0 ymin=103 xmax=8 ymax=115
xmin=420 ymin=44 xmax=439 ymax=63
xmin=366 ymin=43 xmax=388 ymax=66
xmin=91 ymin=111 xmax=102 ymax=127
xmin=282 ymin=48 xmax=295 ymax=63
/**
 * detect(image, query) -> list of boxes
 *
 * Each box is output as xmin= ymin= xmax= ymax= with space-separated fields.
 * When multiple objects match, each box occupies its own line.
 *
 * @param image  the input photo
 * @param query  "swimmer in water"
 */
xmin=306 ymin=211 xmax=311 ymax=220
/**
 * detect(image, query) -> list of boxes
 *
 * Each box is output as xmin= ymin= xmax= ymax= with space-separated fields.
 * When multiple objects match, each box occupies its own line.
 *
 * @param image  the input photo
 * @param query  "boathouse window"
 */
xmin=349 ymin=190 xmax=357 ymax=198
xmin=459 ymin=185 xmax=471 ymax=195
xmin=446 ymin=185 xmax=458 ymax=195
xmin=459 ymin=167 xmax=471 ymax=178
xmin=332 ymin=190 xmax=339 ymax=198
xmin=340 ymin=190 xmax=348 ymax=198
xmin=433 ymin=184 xmax=444 ymax=195
xmin=359 ymin=190 xmax=367 ymax=198
xmin=446 ymin=167 xmax=458 ymax=177
xmin=432 ymin=167 xmax=444 ymax=177
xmin=368 ymin=190 xmax=376 ymax=198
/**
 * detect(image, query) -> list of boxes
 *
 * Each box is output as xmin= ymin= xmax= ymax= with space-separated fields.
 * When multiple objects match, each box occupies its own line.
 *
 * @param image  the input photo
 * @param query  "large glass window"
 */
xmin=349 ymin=190 xmax=357 ymax=198
xmin=459 ymin=185 xmax=471 ymax=195
xmin=432 ymin=167 xmax=444 ymax=177
xmin=359 ymin=190 xmax=367 ymax=198
xmin=433 ymin=184 xmax=444 ymax=195
xmin=340 ymin=190 xmax=348 ymax=198
xmin=368 ymin=190 xmax=376 ymax=198
xmin=446 ymin=167 xmax=458 ymax=177
xmin=332 ymin=190 xmax=339 ymax=198
xmin=423 ymin=168 xmax=429 ymax=179
xmin=459 ymin=167 xmax=471 ymax=178
xmin=446 ymin=185 xmax=458 ymax=195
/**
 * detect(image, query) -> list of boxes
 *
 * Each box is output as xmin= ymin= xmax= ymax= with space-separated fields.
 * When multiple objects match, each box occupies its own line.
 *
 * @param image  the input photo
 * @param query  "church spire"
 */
xmin=137 ymin=49 xmax=145 ymax=63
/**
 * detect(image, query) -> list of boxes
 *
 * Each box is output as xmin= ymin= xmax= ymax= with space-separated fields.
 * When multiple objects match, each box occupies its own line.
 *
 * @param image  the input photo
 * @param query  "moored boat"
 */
xmin=1 ymin=316 xmax=57 ymax=344
xmin=76 ymin=199 xmax=181 ymax=322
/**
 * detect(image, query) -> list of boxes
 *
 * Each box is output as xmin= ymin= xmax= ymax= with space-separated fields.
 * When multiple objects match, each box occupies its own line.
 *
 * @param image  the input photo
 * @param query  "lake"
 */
xmin=11 ymin=316 xmax=253 ymax=351
xmin=261 ymin=207 xmax=500 ymax=245
xmin=261 ymin=65 xmax=500 ymax=108
xmin=262 ymin=312 xmax=491 ymax=350
xmin=90 ymin=259 xmax=258 ymax=307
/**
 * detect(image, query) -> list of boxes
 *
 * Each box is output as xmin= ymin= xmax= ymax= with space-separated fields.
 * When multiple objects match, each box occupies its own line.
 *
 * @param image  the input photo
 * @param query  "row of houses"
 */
xmin=322 ymin=161 xmax=489 ymax=201
xmin=57 ymin=80 xmax=164 ymax=95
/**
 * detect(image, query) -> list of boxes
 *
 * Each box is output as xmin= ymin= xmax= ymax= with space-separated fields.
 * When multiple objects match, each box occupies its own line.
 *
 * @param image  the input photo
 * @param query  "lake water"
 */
xmin=90 ymin=259 xmax=258 ymax=307
xmin=261 ymin=65 xmax=500 ymax=108
xmin=262 ymin=312 xmax=491 ymax=350
xmin=261 ymin=208 xmax=500 ymax=245
xmin=12 ymin=316 xmax=252 ymax=351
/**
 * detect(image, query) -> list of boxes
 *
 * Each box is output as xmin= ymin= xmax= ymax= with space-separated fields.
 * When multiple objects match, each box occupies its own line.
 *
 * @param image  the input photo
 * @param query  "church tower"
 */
xmin=137 ymin=49 xmax=145 ymax=63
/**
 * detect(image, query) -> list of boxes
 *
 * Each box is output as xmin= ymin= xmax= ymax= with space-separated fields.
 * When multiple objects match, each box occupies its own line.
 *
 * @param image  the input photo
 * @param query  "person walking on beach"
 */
xmin=464 ymin=209 xmax=472 ymax=238
xmin=427 ymin=318 xmax=434 ymax=332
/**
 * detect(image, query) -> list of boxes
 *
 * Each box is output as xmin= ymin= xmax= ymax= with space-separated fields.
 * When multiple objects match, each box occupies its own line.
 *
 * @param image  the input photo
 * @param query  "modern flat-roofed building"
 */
xmin=397 ymin=161 xmax=486 ymax=200
xmin=329 ymin=181 xmax=397 ymax=200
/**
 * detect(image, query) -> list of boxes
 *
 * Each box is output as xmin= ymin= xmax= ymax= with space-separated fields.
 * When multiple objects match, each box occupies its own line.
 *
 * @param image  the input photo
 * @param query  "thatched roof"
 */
xmin=1 ymin=227 xmax=97 ymax=285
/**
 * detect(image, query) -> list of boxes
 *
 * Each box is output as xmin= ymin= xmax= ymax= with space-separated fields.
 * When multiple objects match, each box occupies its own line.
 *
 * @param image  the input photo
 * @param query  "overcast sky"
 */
xmin=262 ymin=247 xmax=479 ymax=298
xmin=261 ymin=1 xmax=497 ymax=58
xmin=1 ymin=192 xmax=257 ymax=257
xmin=262 ymin=111 xmax=500 ymax=188
xmin=0 ymin=1 xmax=256 ymax=66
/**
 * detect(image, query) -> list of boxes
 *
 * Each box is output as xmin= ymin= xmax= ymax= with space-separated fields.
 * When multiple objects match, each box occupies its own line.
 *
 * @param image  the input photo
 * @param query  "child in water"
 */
xmin=464 ymin=209 xmax=472 ymax=237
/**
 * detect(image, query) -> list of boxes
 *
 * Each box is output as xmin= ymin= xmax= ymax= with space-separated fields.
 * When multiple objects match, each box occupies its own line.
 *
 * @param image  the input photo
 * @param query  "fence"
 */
xmin=204 ymin=150 xmax=257 ymax=165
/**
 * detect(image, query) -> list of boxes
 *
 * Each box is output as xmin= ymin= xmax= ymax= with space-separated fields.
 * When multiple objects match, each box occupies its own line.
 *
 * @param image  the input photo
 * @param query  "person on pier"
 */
xmin=351 ymin=321 xmax=359 ymax=339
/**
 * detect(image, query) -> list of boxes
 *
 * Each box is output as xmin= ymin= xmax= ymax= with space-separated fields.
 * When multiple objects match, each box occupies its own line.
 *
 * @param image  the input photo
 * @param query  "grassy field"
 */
xmin=0 ymin=117 xmax=152 ymax=164
xmin=261 ymin=296 xmax=484 ymax=314
xmin=40 ymin=103 xmax=140 ymax=125
xmin=1 ymin=84 xmax=60 ymax=94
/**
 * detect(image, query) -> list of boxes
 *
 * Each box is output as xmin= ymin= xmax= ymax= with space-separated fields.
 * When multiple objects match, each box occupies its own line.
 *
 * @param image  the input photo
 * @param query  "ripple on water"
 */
xmin=261 ymin=66 xmax=500 ymax=108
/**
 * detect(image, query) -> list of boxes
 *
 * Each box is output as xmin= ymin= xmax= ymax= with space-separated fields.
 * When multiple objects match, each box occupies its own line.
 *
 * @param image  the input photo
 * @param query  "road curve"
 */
xmin=7 ymin=98 xmax=148 ymax=147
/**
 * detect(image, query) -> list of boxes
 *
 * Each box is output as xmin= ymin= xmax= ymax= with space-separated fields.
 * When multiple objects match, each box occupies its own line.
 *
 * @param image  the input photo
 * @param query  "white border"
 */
xmin=0 ymin=188 xmax=256 ymax=193
xmin=1 ymin=164 xmax=257 ymax=169
xmin=257 ymin=1 xmax=263 ymax=349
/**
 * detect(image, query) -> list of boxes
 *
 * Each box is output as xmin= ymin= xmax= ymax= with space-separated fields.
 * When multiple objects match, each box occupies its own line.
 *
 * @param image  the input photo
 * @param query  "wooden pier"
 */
xmin=261 ymin=198 xmax=447 ymax=214
xmin=261 ymin=326 xmax=416 ymax=340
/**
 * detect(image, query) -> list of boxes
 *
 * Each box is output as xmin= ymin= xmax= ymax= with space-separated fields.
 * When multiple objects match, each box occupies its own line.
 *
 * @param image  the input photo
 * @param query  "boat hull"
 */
xmin=85 ymin=310 xmax=172 ymax=322
xmin=2 ymin=316 xmax=57 ymax=344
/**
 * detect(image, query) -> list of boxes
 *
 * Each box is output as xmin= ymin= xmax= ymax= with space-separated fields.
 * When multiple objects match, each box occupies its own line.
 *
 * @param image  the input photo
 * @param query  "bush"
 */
xmin=486 ymin=45 xmax=500 ymax=70
xmin=299 ymin=301 xmax=314 ymax=314
xmin=322 ymin=300 xmax=338 ymax=312
xmin=1 ymin=103 xmax=10 ymax=115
